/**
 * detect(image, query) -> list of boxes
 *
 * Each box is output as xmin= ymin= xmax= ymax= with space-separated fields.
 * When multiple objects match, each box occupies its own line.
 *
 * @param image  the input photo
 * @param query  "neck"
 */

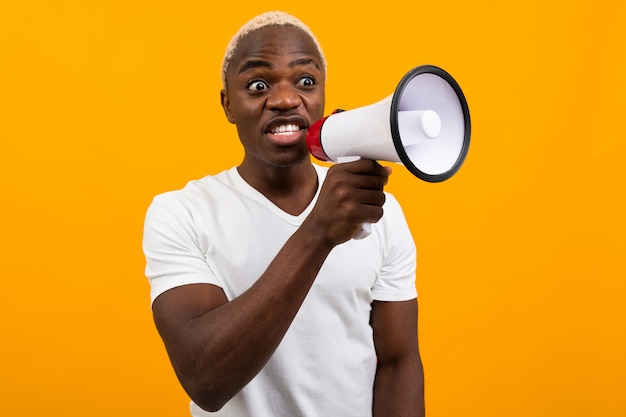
xmin=237 ymin=158 xmax=318 ymax=216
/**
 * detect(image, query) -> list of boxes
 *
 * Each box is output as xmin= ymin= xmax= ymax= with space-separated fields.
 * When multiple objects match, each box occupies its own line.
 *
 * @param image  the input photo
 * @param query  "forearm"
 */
xmin=173 ymin=220 xmax=336 ymax=411
xmin=373 ymin=357 xmax=425 ymax=417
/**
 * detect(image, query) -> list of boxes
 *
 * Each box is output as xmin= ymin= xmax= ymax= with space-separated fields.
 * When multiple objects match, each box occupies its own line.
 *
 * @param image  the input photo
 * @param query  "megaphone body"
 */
xmin=306 ymin=65 xmax=471 ymax=237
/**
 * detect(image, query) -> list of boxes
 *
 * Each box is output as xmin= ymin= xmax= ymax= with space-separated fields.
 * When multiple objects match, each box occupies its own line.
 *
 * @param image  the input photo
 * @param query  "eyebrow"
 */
xmin=237 ymin=58 xmax=321 ymax=75
xmin=238 ymin=60 xmax=272 ymax=75
xmin=289 ymin=58 xmax=320 ymax=71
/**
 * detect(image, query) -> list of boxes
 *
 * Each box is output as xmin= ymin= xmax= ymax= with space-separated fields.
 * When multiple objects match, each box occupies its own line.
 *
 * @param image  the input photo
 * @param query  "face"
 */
xmin=221 ymin=25 xmax=326 ymax=170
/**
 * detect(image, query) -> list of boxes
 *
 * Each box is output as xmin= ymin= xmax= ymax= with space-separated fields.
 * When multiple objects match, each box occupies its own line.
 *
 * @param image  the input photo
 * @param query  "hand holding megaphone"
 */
xmin=308 ymin=158 xmax=392 ymax=244
xmin=333 ymin=154 xmax=390 ymax=240
xmin=306 ymin=65 xmax=471 ymax=239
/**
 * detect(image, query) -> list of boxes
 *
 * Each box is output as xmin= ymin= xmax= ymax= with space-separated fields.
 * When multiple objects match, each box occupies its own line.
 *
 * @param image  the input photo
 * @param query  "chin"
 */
xmin=270 ymin=152 xmax=312 ymax=169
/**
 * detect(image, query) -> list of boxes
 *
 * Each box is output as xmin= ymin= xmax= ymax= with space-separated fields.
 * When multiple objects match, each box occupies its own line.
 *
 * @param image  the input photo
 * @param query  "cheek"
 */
xmin=307 ymin=94 xmax=325 ymax=120
xmin=234 ymin=116 xmax=255 ymax=139
xmin=315 ymin=104 xmax=325 ymax=121
xmin=230 ymin=100 xmax=260 ymax=126
xmin=316 ymin=91 xmax=326 ymax=116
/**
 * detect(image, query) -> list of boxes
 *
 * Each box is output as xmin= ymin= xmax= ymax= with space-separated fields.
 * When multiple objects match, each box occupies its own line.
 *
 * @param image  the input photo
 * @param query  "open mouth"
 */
xmin=269 ymin=123 xmax=303 ymax=136
xmin=265 ymin=119 xmax=307 ymax=145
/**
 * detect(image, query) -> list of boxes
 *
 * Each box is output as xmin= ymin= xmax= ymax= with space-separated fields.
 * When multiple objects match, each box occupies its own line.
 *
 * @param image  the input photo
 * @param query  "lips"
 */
xmin=264 ymin=117 xmax=307 ymax=145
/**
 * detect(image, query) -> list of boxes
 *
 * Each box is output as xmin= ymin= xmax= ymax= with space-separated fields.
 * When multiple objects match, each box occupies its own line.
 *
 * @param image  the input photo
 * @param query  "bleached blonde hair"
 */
xmin=221 ymin=11 xmax=327 ymax=89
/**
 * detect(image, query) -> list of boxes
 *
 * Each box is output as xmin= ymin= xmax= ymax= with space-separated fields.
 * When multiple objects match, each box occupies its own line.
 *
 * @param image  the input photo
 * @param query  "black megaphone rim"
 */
xmin=389 ymin=64 xmax=471 ymax=183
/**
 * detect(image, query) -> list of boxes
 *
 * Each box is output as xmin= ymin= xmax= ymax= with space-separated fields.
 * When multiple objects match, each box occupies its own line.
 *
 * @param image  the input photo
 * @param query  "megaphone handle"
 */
xmin=352 ymin=222 xmax=372 ymax=240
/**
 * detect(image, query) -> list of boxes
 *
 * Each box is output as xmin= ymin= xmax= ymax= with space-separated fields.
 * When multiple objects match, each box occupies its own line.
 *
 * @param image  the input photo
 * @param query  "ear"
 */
xmin=220 ymin=89 xmax=236 ymax=124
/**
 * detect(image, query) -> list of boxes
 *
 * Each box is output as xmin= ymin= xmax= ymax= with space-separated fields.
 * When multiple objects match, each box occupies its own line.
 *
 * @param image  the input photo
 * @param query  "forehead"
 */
xmin=229 ymin=26 xmax=323 ymax=75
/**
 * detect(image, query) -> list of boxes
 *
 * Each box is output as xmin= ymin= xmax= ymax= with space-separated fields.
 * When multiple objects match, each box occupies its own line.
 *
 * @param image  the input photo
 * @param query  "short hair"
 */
xmin=221 ymin=11 xmax=327 ymax=89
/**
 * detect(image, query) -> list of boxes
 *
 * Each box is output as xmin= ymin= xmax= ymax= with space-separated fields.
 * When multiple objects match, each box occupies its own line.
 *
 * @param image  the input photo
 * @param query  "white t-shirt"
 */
xmin=143 ymin=164 xmax=417 ymax=417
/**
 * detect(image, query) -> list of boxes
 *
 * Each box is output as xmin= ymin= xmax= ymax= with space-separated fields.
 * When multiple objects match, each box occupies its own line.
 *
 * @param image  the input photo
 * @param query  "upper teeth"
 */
xmin=272 ymin=124 xmax=300 ymax=134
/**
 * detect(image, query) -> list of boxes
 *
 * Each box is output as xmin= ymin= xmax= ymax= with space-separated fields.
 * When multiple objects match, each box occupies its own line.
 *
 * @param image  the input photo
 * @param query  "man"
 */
xmin=143 ymin=11 xmax=425 ymax=416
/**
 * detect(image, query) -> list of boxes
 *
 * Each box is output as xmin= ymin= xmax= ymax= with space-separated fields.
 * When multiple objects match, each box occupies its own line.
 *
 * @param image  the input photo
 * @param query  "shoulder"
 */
xmin=148 ymin=168 xmax=238 ymax=212
xmin=382 ymin=191 xmax=405 ymax=222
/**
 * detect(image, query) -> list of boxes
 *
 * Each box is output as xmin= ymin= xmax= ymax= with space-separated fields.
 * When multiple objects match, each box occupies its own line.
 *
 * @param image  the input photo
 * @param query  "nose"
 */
xmin=266 ymin=82 xmax=302 ymax=111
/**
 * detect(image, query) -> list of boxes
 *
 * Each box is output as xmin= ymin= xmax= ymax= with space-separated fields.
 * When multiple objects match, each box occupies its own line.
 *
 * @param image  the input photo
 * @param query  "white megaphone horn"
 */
xmin=306 ymin=65 xmax=471 ymax=238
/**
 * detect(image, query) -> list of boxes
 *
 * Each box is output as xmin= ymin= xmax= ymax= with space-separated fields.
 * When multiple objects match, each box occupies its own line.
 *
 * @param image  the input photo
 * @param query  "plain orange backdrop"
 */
xmin=1 ymin=1 xmax=624 ymax=416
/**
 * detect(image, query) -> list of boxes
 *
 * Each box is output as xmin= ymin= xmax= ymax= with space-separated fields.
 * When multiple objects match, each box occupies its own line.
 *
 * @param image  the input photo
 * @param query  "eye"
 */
xmin=297 ymin=76 xmax=315 ymax=87
xmin=247 ymin=80 xmax=269 ymax=91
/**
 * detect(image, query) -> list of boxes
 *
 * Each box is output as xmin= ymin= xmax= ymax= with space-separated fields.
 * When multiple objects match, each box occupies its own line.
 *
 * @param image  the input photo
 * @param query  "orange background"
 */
xmin=1 ymin=1 xmax=624 ymax=415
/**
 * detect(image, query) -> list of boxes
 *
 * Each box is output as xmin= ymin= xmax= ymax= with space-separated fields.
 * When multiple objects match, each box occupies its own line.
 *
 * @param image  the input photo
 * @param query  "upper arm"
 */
xmin=151 ymin=283 xmax=229 ymax=390
xmin=152 ymin=283 xmax=228 ymax=353
xmin=370 ymin=298 xmax=420 ymax=365
xmin=370 ymin=298 xmax=424 ymax=416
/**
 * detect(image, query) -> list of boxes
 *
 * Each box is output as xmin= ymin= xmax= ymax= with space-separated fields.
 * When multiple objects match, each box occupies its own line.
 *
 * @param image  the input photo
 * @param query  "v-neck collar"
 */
xmin=227 ymin=164 xmax=326 ymax=226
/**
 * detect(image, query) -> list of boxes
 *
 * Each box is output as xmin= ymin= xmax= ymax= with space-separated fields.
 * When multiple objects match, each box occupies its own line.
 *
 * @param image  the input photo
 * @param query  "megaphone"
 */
xmin=306 ymin=64 xmax=471 ymax=237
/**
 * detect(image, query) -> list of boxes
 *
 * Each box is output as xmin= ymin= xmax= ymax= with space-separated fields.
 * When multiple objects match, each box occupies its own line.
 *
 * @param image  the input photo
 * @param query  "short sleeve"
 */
xmin=371 ymin=194 xmax=418 ymax=301
xmin=142 ymin=193 xmax=221 ymax=306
